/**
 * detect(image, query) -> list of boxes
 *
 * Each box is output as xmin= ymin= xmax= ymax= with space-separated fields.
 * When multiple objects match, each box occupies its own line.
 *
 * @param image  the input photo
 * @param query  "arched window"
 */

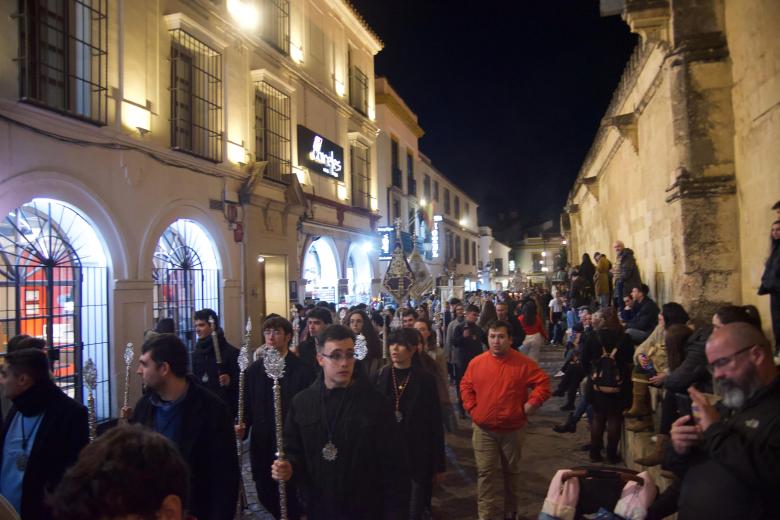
xmin=346 ymin=244 xmax=372 ymax=305
xmin=0 ymin=199 xmax=110 ymax=418
xmin=303 ymin=239 xmax=338 ymax=303
xmin=153 ymin=220 xmax=220 ymax=351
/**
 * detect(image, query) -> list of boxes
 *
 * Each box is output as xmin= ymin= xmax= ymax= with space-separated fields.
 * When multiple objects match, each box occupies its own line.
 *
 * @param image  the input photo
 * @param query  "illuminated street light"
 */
xmin=227 ymin=0 xmax=260 ymax=30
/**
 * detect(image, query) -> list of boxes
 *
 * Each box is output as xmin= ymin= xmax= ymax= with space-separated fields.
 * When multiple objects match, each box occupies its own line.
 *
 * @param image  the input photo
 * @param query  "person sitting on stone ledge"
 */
xmin=624 ymin=284 xmax=660 ymax=345
xmin=666 ymin=322 xmax=780 ymax=519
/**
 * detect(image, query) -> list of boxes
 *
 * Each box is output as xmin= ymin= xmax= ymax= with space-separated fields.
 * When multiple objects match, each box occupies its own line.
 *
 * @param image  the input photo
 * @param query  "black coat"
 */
xmin=284 ymin=374 xmax=410 ymax=520
xmin=664 ymin=325 xmax=712 ymax=394
xmin=192 ymin=332 xmax=240 ymax=417
xmin=0 ymin=379 xmax=88 ymax=520
xmin=625 ymin=297 xmax=660 ymax=333
xmin=452 ymin=321 xmax=484 ymax=370
xmin=759 ymin=238 xmax=780 ymax=295
xmin=131 ymin=379 xmax=239 ymax=520
xmin=375 ymin=362 xmax=445 ymax=480
xmin=580 ymin=328 xmax=634 ymax=412
xmin=244 ymin=351 xmax=315 ymax=483
xmin=667 ymin=375 xmax=780 ymax=519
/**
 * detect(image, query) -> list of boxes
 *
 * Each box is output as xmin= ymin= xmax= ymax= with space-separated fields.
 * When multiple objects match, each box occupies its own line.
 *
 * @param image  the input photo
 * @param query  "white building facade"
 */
xmin=0 ymin=0 xmax=380 ymax=420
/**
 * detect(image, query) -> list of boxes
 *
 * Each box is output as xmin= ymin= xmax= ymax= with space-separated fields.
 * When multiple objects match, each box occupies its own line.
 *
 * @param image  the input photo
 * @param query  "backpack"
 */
xmin=592 ymin=336 xmax=622 ymax=394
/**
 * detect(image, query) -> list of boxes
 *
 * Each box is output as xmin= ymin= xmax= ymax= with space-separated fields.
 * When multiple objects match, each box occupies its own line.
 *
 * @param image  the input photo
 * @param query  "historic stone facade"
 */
xmin=565 ymin=0 xmax=780 ymax=340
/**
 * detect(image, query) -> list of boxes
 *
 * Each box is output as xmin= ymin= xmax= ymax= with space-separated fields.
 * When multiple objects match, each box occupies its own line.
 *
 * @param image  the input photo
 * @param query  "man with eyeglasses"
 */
xmin=667 ymin=322 xmax=780 ymax=519
xmin=273 ymin=324 xmax=410 ymax=519
xmin=236 ymin=316 xmax=315 ymax=519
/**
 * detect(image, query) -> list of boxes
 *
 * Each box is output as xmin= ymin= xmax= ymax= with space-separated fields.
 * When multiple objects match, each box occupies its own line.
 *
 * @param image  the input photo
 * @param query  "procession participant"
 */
xmin=401 ymin=309 xmax=419 ymax=329
xmin=496 ymin=301 xmax=524 ymax=348
xmin=128 ymin=333 xmax=238 ymax=520
xmin=413 ymin=319 xmax=452 ymax=414
xmin=453 ymin=304 xmax=485 ymax=418
xmin=272 ymin=325 xmax=409 ymax=520
xmin=236 ymin=316 xmax=315 ymax=520
xmin=460 ymin=320 xmax=551 ymax=520
xmin=376 ymin=328 xmax=445 ymax=520
xmin=191 ymin=308 xmax=240 ymax=416
xmin=296 ymin=307 xmax=332 ymax=367
xmin=49 ymin=425 xmax=190 ymax=520
xmin=0 ymin=348 xmax=88 ymax=520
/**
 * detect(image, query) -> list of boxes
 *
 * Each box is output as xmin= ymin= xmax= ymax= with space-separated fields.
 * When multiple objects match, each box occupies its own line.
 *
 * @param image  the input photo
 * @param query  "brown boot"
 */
xmin=623 ymin=380 xmax=651 ymax=418
xmin=625 ymin=414 xmax=654 ymax=432
xmin=635 ymin=434 xmax=669 ymax=466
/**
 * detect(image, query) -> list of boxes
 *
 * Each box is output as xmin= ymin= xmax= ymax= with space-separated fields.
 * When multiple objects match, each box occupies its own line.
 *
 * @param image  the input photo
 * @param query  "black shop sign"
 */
xmin=297 ymin=125 xmax=344 ymax=181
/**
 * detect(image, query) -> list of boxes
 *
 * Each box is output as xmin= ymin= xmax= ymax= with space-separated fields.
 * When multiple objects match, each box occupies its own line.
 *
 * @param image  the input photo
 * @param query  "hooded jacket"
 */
xmin=617 ymin=248 xmax=642 ymax=292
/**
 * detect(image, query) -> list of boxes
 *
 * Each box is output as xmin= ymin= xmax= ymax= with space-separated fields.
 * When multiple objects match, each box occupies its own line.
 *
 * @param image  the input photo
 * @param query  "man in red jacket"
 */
xmin=461 ymin=320 xmax=551 ymax=520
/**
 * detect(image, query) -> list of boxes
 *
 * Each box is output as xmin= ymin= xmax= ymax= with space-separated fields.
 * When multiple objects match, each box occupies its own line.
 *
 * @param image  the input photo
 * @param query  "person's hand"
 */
xmin=638 ymin=355 xmax=650 ymax=369
xmin=524 ymin=402 xmax=539 ymax=416
xmin=689 ymin=386 xmax=720 ymax=432
xmin=649 ymin=373 xmax=667 ymax=386
xmin=219 ymin=373 xmax=231 ymax=386
xmin=271 ymin=460 xmax=292 ymax=481
xmin=463 ymin=329 xmax=471 ymax=338
xmin=120 ymin=406 xmax=132 ymax=420
xmin=235 ymin=422 xmax=246 ymax=440
xmin=670 ymin=415 xmax=703 ymax=455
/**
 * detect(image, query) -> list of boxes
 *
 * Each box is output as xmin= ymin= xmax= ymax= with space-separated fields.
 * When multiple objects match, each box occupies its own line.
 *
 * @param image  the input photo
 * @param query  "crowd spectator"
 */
xmin=49 ymin=425 xmax=190 ymax=520
xmin=547 ymin=294 xmax=564 ymax=346
xmin=758 ymin=219 xmax=780 ymax=352
xmin=667 ymin=323 xmax=780 ymax=519
xmin=612 ymin=241 xmax=642 ymax=307
xmin=347 ymin=309 xmax=384 ymax=379
xmin=578 ymin=253 xmax=596 ymax=299
xmin=594 ymin=252 xmax=612 ymax=309
xmin=476 ymin=300 xmax=498 ymax=333
xmin=452 ymin=305 xmax=484 ymax=418
xmin=295 ymin=307 xmax=332 ymax=367
xmin=496 ymin=301 xmax=524 ymax=348
xmin=624 ymin=284 xmax=660 ymax=344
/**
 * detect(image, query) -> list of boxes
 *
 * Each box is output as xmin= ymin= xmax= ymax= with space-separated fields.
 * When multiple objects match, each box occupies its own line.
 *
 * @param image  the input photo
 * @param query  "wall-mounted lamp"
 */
xmin=122 ymin=100 xmax=151 ymax=135
xmin=227 ymin=141 xmax=247 ymax=166
xmin=337 ymin=183 xmax=348 ymax=201
xmin=293 ymin=166 xmax=306 ymax=185
xmin=257 ymin=255 xmax=265 ymax=263
xmin=227 ymin=0 xmax=260 ymax=30
xmin=334 ymin=78 xmax=346 ymax=97
xmin=290 ymin=43 xmax=304 ymax=64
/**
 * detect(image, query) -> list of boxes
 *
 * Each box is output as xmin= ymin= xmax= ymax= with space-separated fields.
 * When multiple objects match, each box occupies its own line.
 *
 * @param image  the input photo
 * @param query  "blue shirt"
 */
xmin=149 ymin=385 xmax=188 ymax=446
xmin=0 ymin=412 xmax=44 ymax=514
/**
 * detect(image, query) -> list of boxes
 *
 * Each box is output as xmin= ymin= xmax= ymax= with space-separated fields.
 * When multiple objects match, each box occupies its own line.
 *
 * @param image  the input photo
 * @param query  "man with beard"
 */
xmin=191 ymin=309 xmax=239 ymax=416
xmin=668 ymin=322 xmax=780 ymax=519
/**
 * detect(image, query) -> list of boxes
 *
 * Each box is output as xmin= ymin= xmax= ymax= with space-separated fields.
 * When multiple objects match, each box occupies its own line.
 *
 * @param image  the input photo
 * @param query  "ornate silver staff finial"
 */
xmin=84 ymin=359 xmax=98 ymax=442
xmin=354 ymin=333 xmax=367 ymax=361
xmin=290 ymin=307 xmax=300 ymax=350
xmin=263 ymin=346 xmax=288 ymax=519
xmin=235 ymin=317 xmax=252 ymax=517
xmin=122 ymin=343 xmax=134 ymax=416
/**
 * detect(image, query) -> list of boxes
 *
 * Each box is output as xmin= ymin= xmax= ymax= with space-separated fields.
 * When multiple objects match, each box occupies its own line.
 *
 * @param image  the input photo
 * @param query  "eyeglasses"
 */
xmin=319 ymin=350 xmax=356 ymax=362
xmin=706 ymin=345 xmax=754 ymax=373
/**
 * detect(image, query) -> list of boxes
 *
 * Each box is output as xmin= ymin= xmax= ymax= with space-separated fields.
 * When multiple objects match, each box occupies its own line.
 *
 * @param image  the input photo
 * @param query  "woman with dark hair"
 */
xmin=518 ymin=300 xmax=547 ymax=361
xmin=476 ymin=299 xmax=498 ymax=333
xmin=414 ymin=319 xmax=455 ymax=432
xmin=347 ymin=309 xmax=384 ymax=379
xmin=375 ymin=328 xmax=445 ymax=520
xmin=758 ymin=220 xmax=780 ymax=352
xmin=580 ymin=308 xmax=633 ymax=463
xmin=579 ymin=253 xmax=596 ymax=298
xmin=625 ymin=302 xmax=690 ymax=423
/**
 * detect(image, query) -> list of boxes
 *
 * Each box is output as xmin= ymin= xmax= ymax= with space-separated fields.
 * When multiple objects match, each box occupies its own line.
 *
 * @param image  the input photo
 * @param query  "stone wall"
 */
xmin=566 ymin=0 xmax=778 ymax=338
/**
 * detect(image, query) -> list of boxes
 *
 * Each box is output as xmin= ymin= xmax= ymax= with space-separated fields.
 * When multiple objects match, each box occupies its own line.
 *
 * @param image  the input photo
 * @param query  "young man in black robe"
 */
xmin=191 ymin=308 xmax=240 ymax=417
xmin=272 ymin=325 xmax=409 ymax=520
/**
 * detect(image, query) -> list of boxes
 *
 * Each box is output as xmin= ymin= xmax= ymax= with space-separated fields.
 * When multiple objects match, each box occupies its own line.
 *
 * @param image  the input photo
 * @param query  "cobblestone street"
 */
xmin=241 ymin=345 xmax=596 ymax=520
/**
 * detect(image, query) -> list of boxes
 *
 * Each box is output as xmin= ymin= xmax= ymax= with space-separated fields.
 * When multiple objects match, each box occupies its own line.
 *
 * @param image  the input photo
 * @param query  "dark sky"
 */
xmin=349 ymin=1 xmax=637 ymax=227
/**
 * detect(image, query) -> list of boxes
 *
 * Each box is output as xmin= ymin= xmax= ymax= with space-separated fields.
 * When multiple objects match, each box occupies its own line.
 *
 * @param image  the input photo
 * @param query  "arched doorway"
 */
xmin=152 ymin=219 xmax=220 ymax=352
xmin=346 ymin=244 xmax=372 ymax=305
xmin=0 ymin=198 xmax=110 ymax=417
xmin=303 ymin=239 xmax=338 ymax=303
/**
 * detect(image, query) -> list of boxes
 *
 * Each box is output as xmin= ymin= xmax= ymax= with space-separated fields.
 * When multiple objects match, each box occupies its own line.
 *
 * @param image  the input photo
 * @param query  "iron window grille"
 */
xmin=348 ymin=50 xmax=368 ymax=116
xmin=433 ymin=180 xmax=439 ymax=202
xmin=472 ymin=241 xmax=477 ymax=266
xmin=406 ymin=153 xmax=416 ymax=196
xmin=455 ymin=236 xmax=461 ymax=264
xmin=423 ymin=175 xmax=431 ymax=199
xmin=18 ymin=0 xmax=109 ymax=125
xmin=255 ymin=81 xmax=291 ymax=182
xmin=152 ymin=220 xmax=220 ymax=363
xmin=464 ymin=239 xmax=470 ymax=265
xmin=444 ymin=189 xmax=451 ymax=214
xmin=260 ymin=0 xmax=290 ymax=55
xmin=0 ymin=199 xmax=110 ymax=419
xmin=454 ymin=196 xmax=461 ymax=219
xmin=350 ymin=141 xmax=371 ymax=210
xmin=169 ymin=29 xmax=223 ymax=162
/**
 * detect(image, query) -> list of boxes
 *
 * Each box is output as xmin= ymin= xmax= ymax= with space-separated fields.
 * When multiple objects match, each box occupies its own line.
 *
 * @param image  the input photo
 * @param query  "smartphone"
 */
xmin=674 ymin=393 xmax=694 ymax=422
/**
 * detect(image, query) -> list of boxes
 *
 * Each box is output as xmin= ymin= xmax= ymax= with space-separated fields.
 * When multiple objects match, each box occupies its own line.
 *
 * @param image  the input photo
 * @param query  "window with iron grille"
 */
xmin=350 ymin=141 xmax=370 ymax=209
xmin=18 ymin=0 xmax=109 ymax=125
xmin=444 ymin=188 xmax=450 ymax=214
xmin=472 ymin=241 xmax=477 ymax=266
xmin=348 ymin=50 xmax=368 ymax=116
xmin=406 ymin=152 xmax=416 ymax=196
xmin=260 ymin=0 xmax=290 ymax=54
xmin=454 ymin=196 xmax=461 ymax=219
xmin=423 ymin=175 xmax=431 ymax=199
xmin=433 ymin=180 xmax=439 ymax=202
xmin=464 ymin=239 xmax=470 ymax=265
xmin=391 ymin=138 xmax=402 ymax=188
xmin=169 ymin=29 xmax=223 ymax=162
xmin=455 ymin=236 xmax=461 ymax=264
xmin=255 ymin=81 xmax=291 ymax=182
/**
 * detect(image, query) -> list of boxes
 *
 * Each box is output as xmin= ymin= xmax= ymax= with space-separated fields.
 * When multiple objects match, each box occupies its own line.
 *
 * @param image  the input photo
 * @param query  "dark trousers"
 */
xmin=557 ymin=364 xmax=586 ymax=407
xmin=410 ymin=476 xmax=434 ymax=519
xmin=771 ymin=292 xmax=780 ymax=353
xmin=591 ymin=409 xmax=623 ymax=458
xmin=659 ymin=389 xmax=678 ymax=435
xmin=256 ymin=475 xmax=301 ymax=520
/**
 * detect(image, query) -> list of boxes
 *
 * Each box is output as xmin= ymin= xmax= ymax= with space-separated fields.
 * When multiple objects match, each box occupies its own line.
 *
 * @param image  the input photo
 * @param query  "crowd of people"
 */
xmin=0 ymin=203 xmax=776 ymax=519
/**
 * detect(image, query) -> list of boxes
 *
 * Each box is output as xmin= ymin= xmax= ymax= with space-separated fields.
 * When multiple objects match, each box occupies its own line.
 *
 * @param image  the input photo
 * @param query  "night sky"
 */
xmin=349 ymin=1 xmax=638 ymax=228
